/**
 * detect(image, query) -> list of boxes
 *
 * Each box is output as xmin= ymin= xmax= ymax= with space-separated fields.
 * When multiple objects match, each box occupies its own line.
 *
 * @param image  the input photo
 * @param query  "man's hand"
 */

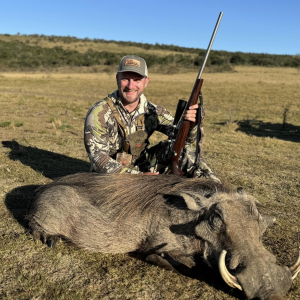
xmin=183 ymin=104 xmax=198 ymax=125
xmin=143 ymin=172 xmax=159 ymax=175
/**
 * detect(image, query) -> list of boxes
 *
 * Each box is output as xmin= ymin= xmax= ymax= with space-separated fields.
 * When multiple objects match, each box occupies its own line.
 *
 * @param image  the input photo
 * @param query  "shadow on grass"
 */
xmin=2 ymin=140 xmax=90 ymax=180
xmin=190 ymin=256 xmax=242 ymax=299
xmin=217 ymin=119 xmax=300 ymax=143
xmin=3 ymin=140 xmax=90 ymax=229
xmin=5 ymin=184 xmax=39 ymax=229
xmin=130 ymin=251 xmax=242 ymax=298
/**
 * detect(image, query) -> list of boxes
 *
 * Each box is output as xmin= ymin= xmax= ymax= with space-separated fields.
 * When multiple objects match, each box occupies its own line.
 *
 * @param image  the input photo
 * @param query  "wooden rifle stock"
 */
xmin=171 ymin=78 xmax=203 ymax=176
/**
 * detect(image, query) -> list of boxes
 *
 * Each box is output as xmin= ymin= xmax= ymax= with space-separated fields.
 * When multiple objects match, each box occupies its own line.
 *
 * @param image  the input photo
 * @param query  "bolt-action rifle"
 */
xmin=171 ymin=12 xmax=223 ymax=176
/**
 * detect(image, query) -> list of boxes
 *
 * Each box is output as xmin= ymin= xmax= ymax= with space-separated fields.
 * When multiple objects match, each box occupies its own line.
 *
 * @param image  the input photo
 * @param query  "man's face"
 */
xmin=116 ymin=72 xmax=149 ymax=106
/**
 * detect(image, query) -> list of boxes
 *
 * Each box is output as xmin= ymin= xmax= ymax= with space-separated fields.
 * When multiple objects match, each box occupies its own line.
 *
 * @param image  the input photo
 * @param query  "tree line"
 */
xmin=0 ymin=35 xmax=299 ymax=70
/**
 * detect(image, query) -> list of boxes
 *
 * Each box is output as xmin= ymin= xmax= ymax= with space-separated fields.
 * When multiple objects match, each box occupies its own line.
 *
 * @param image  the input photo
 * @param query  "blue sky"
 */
xmin=1 ymin=0 xmax=299 ymax=55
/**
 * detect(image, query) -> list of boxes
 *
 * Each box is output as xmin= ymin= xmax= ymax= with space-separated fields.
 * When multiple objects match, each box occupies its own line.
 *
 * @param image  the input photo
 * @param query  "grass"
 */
xmin=14 ymin=121 xmax=23 ymax=127
xmin=0 ymin=121 xmax=11 ymax=127
xmin=0 ymin=66 xmax=299 ymax=299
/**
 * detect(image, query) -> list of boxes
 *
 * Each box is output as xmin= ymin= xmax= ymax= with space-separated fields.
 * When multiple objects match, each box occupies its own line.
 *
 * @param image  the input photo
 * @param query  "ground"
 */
xmin=0 ymin=66 xmax=299 ymax=299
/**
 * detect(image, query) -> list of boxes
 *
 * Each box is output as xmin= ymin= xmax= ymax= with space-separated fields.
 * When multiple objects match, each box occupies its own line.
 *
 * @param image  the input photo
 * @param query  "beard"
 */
xmin=118 ymin=88 xmax=143 ymax=105
xmin=119 ymin=90 xmax=141 ymax=104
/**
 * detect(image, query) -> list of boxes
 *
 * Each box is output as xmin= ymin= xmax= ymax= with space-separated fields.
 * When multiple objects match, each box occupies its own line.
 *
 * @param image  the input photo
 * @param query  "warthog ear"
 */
xmin=237 ymin=187 xmax=260 ymax=205
xmin=259 ymin=214 xmax=276 ymax=235
xmin=179 ymin=192 xmax=202 ymax=211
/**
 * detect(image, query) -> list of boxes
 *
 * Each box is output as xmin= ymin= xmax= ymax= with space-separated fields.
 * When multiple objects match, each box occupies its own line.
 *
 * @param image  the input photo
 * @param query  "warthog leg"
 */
xmin=167 ymin=250 xmax=196 ymax=268
xmin=145 ymin=253 xmax=179 ymax=272
xmin=46 ymin=236 xmax=59 ymax=248
xmin=31 ymin=229 xmax=59 ymax=248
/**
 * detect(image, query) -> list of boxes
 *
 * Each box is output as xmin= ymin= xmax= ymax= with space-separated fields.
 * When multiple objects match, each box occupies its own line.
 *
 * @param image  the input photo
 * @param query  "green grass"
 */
xmin=56 ymin=122 xmax=74 ymax=130
xmin=0 ymin=121 xmax=11 ymax=127
xmin=14 ymin=121 xmax=24 ymax=127
xmin=0 ymin=66 xmax=299 ymax=299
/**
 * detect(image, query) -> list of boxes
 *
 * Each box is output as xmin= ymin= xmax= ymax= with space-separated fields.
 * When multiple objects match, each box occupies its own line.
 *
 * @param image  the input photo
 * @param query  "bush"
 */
xmin=230 ymin=54 xmax=246 ymax=65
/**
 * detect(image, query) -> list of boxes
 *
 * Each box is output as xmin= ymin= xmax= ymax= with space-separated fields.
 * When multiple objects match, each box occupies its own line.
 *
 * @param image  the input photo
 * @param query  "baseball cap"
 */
xmin=117 ymin=55 xmax=148 ymax=77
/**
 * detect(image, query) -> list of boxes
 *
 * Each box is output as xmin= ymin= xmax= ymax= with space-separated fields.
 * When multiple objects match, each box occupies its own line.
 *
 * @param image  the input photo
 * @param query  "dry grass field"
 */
xmin=0 ymin=66 xmax=299 ymax=299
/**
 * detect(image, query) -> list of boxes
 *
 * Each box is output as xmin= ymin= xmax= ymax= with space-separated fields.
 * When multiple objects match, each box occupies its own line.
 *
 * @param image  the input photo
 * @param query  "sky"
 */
xmin=1 ymin=0 xmax=299 ymax=55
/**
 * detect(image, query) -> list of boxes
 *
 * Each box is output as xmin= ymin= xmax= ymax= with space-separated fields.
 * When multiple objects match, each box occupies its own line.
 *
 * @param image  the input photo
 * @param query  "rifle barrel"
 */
xmin=197 ymin=12 xmax=223 ymax=80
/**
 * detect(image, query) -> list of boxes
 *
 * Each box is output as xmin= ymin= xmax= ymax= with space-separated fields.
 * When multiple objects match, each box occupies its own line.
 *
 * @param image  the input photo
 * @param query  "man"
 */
xmin=84 ymin=55 xmax=219 ymax=180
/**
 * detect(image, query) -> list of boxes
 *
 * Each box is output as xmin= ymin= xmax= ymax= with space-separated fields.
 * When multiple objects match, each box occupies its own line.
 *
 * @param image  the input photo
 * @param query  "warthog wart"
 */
xmin=26 ymin=173 xmax=300 ymax=300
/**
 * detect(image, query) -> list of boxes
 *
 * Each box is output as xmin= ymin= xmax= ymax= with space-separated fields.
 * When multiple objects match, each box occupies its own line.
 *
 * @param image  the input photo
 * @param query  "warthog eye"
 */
xmin=207 ymin=205 xmax=224 ymax=231
xmin=210 ymin=216 xmax=224 ymax=231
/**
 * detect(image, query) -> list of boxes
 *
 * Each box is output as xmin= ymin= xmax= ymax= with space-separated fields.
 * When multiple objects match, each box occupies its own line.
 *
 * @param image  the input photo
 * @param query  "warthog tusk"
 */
xmin=219 ymin=250 xmax=243 ymax=291
xmin=290 ymin=248 xmax=300 ymax=280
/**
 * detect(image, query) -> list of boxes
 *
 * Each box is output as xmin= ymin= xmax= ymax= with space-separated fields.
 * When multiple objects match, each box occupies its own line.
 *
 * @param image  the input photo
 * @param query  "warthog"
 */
xmin=26 ymin=173 xmax=300 ymax=300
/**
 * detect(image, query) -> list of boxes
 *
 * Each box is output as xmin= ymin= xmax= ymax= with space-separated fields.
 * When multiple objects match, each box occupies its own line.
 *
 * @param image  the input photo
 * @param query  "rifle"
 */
xmin=171 ymin=12 xmax=223 ymax=176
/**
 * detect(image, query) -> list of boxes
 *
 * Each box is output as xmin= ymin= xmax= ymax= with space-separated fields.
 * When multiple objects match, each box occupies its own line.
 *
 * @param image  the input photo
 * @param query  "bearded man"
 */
xmin=84 ymin=55 xmax=219 ymax=180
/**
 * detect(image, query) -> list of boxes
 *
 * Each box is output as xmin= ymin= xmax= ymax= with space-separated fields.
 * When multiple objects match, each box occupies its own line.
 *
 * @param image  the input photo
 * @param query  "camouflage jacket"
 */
xmin=84 ymin=90 xmax=197 ymax=174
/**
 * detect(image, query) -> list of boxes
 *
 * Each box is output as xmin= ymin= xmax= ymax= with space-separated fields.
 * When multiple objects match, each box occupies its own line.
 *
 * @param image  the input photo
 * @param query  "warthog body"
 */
xmin=27 ymin=173 xmax=299 ymax=300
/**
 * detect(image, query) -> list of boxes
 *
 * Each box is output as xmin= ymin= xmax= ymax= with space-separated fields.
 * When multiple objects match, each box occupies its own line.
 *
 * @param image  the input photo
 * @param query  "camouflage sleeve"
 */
xmin=155 ymin=105 xmax=197 ymax=144
xmin=155 ymin=105 xmax=174 ymax=136
xmin=84 ymin=102 xmax=141 ymax=174
xmin=186 ymin=125 xmax=197 ymax=144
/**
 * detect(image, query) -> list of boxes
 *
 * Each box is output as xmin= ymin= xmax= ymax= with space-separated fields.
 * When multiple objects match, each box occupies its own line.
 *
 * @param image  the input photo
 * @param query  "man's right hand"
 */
xmin=143 ymin=172 xmax=159 ymax=175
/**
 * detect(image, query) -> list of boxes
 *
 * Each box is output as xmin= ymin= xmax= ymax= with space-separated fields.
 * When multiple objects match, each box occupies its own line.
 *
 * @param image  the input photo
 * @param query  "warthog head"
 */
xmin=180 ymin=188 xmax=300 ymax=300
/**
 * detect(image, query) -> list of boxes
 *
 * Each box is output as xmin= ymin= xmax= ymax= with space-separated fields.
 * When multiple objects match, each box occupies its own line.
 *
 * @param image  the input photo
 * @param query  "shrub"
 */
xmin=230 ymin=54 xmax=246 ymax=65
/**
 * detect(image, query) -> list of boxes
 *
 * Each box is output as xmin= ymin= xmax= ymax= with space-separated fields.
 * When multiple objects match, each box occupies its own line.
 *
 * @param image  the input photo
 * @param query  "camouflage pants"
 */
xmin=179 ymin=147 xmax=220 ymax=182
xmin=134 ymin=142 xmax=220 ymax=182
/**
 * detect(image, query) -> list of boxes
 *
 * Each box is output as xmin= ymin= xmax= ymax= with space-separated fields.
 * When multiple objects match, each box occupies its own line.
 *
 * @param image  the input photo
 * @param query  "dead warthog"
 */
xmin=26 ymin=173 xmax=300 ymax=300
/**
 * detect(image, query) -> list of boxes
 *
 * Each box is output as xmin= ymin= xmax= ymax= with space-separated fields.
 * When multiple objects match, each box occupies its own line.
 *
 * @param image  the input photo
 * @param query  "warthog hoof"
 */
xmin=45 ymin=236 xmax=59 ymax=248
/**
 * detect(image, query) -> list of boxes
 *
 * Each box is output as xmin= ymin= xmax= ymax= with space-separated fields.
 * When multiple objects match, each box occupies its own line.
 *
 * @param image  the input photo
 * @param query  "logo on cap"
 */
xmin=125 ymin=59 xmax=141 ymax=68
